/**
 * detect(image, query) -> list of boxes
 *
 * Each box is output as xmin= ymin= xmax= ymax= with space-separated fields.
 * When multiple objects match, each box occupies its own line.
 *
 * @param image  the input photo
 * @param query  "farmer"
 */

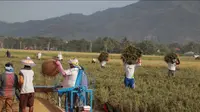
xmin=57 ymin=52 xmax=63 ymax=61
xmin=37 ymin=52 xmax=42 ymax=60
xmin=55 ymin=58 xmax=81 ymax=88
xmin=19 ymin=57 xmax=35 ymax=112
xmin=98 ymin=52 xmax=109 ymax=68
xmin=100 ymin=60 xmax=107 ymax=68
xmin=168 ymin=58 xmax=180 ymax=77
xmin=0 ymin=62 xmax=18 ymax=112
xmin=55 ymin=58 xmax=87 ymax=110
xmin=124 ymin=58 xmax=141 ymax=89
xmin=6 ymin=50 xmax=11 ymax=58
xmin=92 ymin=58 xmax=97 ymax=63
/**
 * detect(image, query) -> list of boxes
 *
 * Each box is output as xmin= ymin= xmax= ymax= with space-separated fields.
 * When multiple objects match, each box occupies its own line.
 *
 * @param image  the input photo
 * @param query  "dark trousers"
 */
xmin=168 ymin=70 xmax=175 ymax=77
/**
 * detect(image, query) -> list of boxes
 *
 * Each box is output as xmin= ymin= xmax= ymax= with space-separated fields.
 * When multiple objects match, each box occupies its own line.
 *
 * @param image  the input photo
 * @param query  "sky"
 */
xmin=0 ymin=1 xmax=138 ymax=23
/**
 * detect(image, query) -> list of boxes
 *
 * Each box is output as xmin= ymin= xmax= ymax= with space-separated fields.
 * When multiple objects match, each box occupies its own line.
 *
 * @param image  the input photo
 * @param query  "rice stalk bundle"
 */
xmin=121 ymin=45 xmax=142 ymax=64
xmin=98 ymin=52 xmax=109 ymax=62
xmin=164 ymin=53 xmax=179 ymax=63
xmin=41 ymin=59 xmax=60 ymax=77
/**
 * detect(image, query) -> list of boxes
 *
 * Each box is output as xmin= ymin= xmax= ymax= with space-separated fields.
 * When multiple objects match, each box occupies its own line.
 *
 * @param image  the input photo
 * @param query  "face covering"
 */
xmin=5 ymin=66 xmax=14 ymax=72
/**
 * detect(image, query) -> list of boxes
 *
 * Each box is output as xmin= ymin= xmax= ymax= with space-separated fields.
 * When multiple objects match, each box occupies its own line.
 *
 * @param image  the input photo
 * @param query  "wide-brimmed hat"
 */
xmin=68 ymin=58 xmax=79 ymax=66
xmin=21 ymin=56 xmax=36 ymax=66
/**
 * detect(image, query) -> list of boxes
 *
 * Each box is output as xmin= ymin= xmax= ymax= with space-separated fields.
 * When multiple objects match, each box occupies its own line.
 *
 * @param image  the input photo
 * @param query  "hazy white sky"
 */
xmin=0 ymin=1 xmax=138 ymax=23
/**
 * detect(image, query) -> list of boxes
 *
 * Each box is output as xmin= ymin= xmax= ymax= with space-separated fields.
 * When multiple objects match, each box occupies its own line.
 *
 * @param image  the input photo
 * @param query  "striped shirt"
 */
xmin=0 ymin=72 xmax=18 ymax=97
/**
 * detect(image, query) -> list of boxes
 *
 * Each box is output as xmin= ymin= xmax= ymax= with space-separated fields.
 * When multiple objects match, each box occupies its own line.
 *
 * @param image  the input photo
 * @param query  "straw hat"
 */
xmin=21 ymin=56 xmax=36 ymax=66
xmin=68 ymin=58 xmax=79 ymax=66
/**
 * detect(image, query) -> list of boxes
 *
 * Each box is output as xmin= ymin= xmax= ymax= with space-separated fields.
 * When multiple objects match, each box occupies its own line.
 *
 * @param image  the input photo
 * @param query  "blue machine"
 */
xmin=57 ymin=68 xmax=93 ymax=112
xmin=34 ymin=68 xmax=93 ymax=112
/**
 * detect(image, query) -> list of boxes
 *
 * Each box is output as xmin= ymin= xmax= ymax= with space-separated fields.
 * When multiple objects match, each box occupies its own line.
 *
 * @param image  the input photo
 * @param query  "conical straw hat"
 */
xmin=21 ymin=56 xmax=36 ymax=67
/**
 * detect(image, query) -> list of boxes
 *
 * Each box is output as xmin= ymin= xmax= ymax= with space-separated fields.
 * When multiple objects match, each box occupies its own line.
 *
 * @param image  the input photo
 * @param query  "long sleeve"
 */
xmin=136 ymin=58 xmax=142 ymax=66
xmin=55 ymin=61 xmax=66 ymax=76
xmin=176 ymin=59 xmax=180 ymax=65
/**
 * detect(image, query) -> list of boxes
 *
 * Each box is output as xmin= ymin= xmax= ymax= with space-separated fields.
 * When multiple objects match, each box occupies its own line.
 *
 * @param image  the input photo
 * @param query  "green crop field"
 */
xmin=1 ymin=49 xmax=200 ymax=112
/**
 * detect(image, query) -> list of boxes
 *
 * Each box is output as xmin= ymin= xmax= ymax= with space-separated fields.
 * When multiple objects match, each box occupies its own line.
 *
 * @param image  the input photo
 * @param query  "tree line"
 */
xmin=0 ymin=36 xmax=200 ymax=55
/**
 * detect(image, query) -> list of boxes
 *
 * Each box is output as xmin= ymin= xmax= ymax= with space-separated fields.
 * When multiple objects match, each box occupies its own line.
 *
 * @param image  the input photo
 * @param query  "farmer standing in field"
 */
xmin=57 ymin=52 xmax=63 ymax=61
xmin=0 ymin=62 xmax=19 ymax=112
xmin=37 ymin=52 xmax=42 ymax=60
xmin=19 ymin=57 xmax=36 ymax=112
xmin=6 ymin=50 xmax=11 ymax=58
xmin=167 ymin=58 xmax=180 ymax=77
xmin=98 ymin=52 xmax=109 ymax=68
xmin=164 ymin=53 xmax=180 ymax=77
xmin=124 ymin=58 xmax=141 ymax=89
xmin=121 ymin=45 xmax=142 ymax=89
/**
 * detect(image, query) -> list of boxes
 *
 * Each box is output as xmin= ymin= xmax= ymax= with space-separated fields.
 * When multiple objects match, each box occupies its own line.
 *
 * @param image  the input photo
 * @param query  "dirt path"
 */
xmin=12 ymin=98 xmax=64 ymax=112
xmin=11 ymin=97 xmax=104 ymax=112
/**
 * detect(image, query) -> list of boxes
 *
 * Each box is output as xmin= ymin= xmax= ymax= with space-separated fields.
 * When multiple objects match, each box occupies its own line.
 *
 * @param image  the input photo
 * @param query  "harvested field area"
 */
xmin=0 ymin=49 xmax=200 ymax=112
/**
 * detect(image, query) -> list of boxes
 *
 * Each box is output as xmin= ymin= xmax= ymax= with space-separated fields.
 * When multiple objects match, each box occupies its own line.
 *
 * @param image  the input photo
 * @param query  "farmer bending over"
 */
xmin=0 ymin=62 xmax=18 ymax=112
xmin=19 ymin=57 xmax=35 ymax=112
xmin=168 ymin=58 xmax=180 ymax=77
xmin=124 ymin=58 xmax=141 ymax=89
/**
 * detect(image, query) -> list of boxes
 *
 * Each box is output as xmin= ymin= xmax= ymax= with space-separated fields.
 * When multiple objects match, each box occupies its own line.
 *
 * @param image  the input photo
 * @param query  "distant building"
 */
xmin=184 ymin=51 xmax=194 ymax=56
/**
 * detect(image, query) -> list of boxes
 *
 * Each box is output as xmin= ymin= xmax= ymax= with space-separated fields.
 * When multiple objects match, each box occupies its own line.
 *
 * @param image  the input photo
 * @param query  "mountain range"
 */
xmin=1 ymin=1 xmax=200 ymax=43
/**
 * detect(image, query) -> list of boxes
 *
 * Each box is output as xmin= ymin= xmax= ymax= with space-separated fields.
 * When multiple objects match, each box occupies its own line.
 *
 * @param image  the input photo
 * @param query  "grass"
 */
xmin=1 ymin=49 xmax=200 ymax=112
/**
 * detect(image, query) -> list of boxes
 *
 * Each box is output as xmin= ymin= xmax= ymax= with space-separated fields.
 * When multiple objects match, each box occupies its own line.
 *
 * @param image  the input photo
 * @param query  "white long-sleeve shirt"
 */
xmin=124 ymin=63 xmax=141 ymax=79
xmin=61 ymin=68 xmax=79 ymax=88
xmin=101 ymin=61 xmax=107 ymax=67
xmin=168 ymin=63 xmax=176 ymax=71
xmin=37 ymin=53 xmax=42 ymax=59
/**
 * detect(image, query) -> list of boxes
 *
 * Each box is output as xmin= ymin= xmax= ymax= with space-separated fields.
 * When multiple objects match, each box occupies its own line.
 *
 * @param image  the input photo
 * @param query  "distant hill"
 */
xmin=1 ymin=1 xmax=200 ymax=43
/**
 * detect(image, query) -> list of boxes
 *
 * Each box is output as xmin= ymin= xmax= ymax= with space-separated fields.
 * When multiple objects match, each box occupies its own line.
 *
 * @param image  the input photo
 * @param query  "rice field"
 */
xmin=1 ymin=49 xmax=200 ymax=112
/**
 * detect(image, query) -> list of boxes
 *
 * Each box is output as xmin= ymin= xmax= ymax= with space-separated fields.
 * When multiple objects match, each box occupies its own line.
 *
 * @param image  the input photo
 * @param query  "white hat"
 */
xmin=21 ymin=56 xmax=36 ymax=66
xmin=68 ymin=58 xmax=79 ymax=66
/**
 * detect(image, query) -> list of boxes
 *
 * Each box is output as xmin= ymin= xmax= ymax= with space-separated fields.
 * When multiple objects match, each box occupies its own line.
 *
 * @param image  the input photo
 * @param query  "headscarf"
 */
xmin=5 ymin=62 xmax=14 ymax=72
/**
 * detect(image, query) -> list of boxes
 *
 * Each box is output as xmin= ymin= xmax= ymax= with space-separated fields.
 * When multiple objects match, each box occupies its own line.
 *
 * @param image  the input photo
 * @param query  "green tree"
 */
xmin=168 ymin=43 xmax=182 ymax=53
xmin=156 ymin=44 xmax=170 ymax=55
xmin=136 ymin=40 xmax=157 ymax=55
xmin=120 ymin=37 xmax=131 ymax=50
xmin=182 ymin=42 xmax=200 ymax=54
xmin=66 ymin=39 xmax=90 ymax=52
